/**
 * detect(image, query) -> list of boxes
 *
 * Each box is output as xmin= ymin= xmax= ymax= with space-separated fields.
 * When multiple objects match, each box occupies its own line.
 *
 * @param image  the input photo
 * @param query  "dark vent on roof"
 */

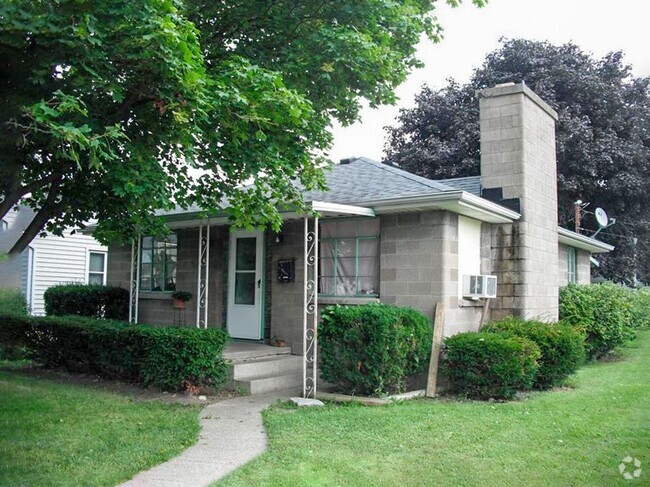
xmin=339 ymin=157 xmax=357 ymax=165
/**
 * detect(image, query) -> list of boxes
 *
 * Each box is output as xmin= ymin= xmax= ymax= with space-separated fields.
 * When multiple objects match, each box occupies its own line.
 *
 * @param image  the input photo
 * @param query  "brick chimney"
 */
xmin=478 ymin=83 xmax=559 ymax=321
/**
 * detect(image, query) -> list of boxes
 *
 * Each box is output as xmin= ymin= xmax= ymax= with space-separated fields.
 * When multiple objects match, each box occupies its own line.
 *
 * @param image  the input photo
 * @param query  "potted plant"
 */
xmin=171 ymin=291 xmax=192 ymax=309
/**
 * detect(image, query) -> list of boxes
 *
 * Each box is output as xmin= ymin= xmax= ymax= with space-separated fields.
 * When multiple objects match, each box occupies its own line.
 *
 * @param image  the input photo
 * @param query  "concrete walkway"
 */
xmin=120 ymin=392 xmax=289 ymax=487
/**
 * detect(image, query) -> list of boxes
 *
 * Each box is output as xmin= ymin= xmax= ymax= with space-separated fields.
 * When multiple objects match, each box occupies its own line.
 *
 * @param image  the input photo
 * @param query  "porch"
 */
xmin=124 ymin=201 xmax=375 ymax=398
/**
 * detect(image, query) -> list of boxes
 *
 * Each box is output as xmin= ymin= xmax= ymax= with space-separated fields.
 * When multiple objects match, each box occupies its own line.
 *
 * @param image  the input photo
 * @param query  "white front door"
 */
xmin=227 ymin=230 xmax=264 ymax=339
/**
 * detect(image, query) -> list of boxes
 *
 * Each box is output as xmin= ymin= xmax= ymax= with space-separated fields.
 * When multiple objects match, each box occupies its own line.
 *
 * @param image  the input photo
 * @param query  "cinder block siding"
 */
xmin=480 ymin=84 xmax=559 ymax=321
xmin=380 ymin=211 xmax=485 ymax=337
xmin=269 ymin=221 xmax=307 ymax=353
xmin=107 ymin=226 xmax=226 ymax=328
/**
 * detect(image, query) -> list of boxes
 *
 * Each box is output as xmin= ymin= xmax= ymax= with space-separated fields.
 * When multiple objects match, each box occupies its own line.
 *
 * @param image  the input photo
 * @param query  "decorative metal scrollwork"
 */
xmin=303 ymin=217 xmax=319 ymax=398
xmin=196 ymin=223 xmax=210 ymax=328
xmin=129 ymin=236 xmax=141 ymax=324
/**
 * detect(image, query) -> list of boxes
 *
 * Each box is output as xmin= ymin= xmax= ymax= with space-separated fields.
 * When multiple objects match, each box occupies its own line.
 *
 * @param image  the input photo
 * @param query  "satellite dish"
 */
xmin=595 ymin=207 xmax=609 ymax=228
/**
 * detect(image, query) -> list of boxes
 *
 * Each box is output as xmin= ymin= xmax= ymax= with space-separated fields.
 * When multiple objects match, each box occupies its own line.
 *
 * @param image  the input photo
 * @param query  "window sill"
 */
xmin=458 ymin=297 xmax=485 ymax=308
xmin=139 ymin=292 xmax=173 ymax=301
xmin=318 ymin=296 xmax=380 ymax=306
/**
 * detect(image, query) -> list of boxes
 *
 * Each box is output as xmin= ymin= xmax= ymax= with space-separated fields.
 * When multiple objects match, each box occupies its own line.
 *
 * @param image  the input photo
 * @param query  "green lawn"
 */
xmin=0 ymin=371 xmax=200 ymax=487
xmin=220 ymin=331 xmax=650 ymax=486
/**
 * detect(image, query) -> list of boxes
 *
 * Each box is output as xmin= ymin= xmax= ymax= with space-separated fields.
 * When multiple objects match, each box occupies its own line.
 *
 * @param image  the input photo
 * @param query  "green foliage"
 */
xmin=171 ymin=291 xmax=192 ymax=302
xmin=384 ymin=38 xmax=650 ymax=284
xmin=22 ymin=315 xmax=229 ymax=391
xmin=320 ymin=304 xmax=432 ymax=396
xmin=631 ymin=287 xmax=650 ymax=330
xmin=44 ymin=284 xmax=129 ymax=320
xmin=442 ymin=332 xmax=541 ymax=400
xmin=0 ymin=0 xmax=484 ymax=254
xmin=559 ymin=283 xmax=637 ymax=360
xmin=0 ymin=288 xmax=27 ymax=316
xmin=0 ymin=313 xmax=31 ymax=360
xmin=484 ymin=317 xmax=585 ymax=389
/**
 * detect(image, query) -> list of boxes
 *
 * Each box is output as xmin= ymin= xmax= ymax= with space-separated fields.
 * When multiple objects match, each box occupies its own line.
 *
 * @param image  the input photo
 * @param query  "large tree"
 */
xmin=1 ymin=0 xmax=484 ymax=256
xmin=384 ymin=38 xmax=650 ymax=284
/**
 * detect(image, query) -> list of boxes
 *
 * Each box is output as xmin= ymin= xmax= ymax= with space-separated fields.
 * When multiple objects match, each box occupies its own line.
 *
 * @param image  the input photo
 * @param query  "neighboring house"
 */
xmin=0 ymin=206 xmax=108 ymax=315
xmin=105 ymin=83 xmax=613 ymax=354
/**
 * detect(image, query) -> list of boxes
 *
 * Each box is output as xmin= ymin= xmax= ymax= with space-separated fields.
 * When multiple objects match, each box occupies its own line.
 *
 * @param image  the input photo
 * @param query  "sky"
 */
xmin=329 ymin=0 xmax=650 ymax=163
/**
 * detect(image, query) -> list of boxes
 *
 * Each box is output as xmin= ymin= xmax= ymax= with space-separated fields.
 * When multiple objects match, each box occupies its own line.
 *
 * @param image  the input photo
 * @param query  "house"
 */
xmin=0 ymin=206 xmax=108 ymax=315
xmin=105 ymin=83 xmax=612 ymax=395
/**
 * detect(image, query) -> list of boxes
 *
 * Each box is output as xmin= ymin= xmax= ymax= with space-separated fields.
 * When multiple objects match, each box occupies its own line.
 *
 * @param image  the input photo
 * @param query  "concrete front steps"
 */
xmin=225 ymin=343 xmax=303 ymax=395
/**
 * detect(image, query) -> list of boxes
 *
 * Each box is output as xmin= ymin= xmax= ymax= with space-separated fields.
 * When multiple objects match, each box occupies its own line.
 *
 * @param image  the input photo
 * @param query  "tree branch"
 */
xmin=8 ymin=180 xmax=63 ymax=256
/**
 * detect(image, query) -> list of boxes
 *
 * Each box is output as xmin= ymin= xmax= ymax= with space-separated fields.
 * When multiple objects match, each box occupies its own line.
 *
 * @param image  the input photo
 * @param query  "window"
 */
xmin=567 ymin=246 xmax=577 ymax=284
xmin=88 ymin=251 xmax=107 ymax=285
xmin=0 ymin=220 xmax=7 ymax=231
xmin=319 ymin=219 xmax=380 ymax=297
xmin=140 ymin=234 xmax=178 ymax=291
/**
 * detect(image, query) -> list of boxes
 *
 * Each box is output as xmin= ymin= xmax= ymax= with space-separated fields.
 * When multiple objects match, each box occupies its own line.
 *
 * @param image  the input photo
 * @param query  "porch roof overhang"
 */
xmin=558 ymin=227 xmax=614 ymax=254
xmin=361 ymin=190 xmax=520 ymax=224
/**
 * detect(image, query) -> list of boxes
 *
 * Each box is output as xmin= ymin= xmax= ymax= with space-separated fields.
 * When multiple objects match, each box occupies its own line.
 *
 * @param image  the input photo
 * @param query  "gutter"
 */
xmin=558 ymin=227 xmax=614 ymax=254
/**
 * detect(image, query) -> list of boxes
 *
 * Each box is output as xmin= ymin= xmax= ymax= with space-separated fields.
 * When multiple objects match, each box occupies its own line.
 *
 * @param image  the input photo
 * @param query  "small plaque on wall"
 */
xmin=277 ymin=258 xmax=295 ymax=283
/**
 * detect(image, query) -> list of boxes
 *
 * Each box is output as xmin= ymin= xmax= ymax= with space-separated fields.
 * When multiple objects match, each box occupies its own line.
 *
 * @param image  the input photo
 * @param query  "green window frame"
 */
xmin=140 ymin=234 xmax=178 ymax=292
xmin=319 ymin=218 xmax=380 ymax=297
xmin=567 ymin=246 xmax=577 ymax=284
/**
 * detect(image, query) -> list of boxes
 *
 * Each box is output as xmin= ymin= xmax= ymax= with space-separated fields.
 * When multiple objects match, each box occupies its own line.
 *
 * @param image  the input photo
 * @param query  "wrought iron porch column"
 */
xmin=129 ymin=235 xmax=141 ymax=323
xmin=196 ymin=222 xmax=210 ymax=328
xmin=303 ymin=216 xmax=319 ymax=398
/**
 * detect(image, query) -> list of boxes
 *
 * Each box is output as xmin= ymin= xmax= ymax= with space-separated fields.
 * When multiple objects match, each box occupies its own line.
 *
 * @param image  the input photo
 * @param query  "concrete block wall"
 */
xmin=269 ymin=220 xmax=306 ymax=353
xmin=479 ymin=83 xmax=560 ymax=321
xmin=106 ymin=225 xmax=226 ymax=328
xmin=380 ymin=211 xmax=483 ymax=336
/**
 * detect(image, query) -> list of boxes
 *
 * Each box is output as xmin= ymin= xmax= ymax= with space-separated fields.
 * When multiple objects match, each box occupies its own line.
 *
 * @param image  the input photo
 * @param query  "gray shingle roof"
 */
xmin=437 ymin=176 xmax=482 ymax=197
xmin=304 ymin=157 xmax=459 ymax=204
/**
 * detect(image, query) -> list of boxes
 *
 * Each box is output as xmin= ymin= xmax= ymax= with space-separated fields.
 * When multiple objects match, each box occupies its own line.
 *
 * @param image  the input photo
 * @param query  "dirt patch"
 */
xmin=2 ymin=365 xmax=242 ymax=405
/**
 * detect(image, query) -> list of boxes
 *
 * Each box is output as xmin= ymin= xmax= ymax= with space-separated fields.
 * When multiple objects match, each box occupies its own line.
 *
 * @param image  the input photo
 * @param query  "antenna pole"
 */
xmin=574 ymin=203 xmax=581 ymax=234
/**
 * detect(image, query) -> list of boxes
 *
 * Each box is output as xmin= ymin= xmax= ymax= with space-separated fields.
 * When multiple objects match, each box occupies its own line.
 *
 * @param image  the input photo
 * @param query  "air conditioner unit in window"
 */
xmin=462 ymin=275 xmax=497 ymax=299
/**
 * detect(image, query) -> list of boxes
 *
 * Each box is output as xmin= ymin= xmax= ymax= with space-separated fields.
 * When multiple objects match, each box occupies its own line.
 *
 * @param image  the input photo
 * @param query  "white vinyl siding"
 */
xmin=28 ymin=232 xmax=107 ymax=315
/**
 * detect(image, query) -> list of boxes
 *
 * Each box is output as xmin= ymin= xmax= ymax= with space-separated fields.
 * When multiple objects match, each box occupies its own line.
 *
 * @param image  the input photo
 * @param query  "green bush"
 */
xmin=630 ymin=287 xmax=650 ymax=330
xmin=24 ymin=315 xmax=229 ymax=391
xmin=0 ymin=288 xmax=28 ymax=316
xmin=484 ymin=317 xmax=585 ymax=389
xmin=320 ymin=304 xmax=432 ymax=396
xmin=0 ymin=313 xmax=32 ymax=360
xmin=442 ymin=332 xmax=541 ymax=400
xmin=44 ymin=284 xmax=129 ymax=320
xmin=559 ymin=283 xmax=636 ymax=359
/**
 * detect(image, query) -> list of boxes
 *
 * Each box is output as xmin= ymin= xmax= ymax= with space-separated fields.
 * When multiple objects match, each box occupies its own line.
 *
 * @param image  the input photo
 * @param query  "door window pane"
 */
xmin=236 ymin=238 xmax=256 ymax=271
xmin=235 ymin=273 xmax=256 ymax=305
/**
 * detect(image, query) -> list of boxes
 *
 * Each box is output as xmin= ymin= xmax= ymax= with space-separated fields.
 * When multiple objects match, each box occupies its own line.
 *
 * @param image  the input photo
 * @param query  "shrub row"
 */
xmin=483 ymin=318 xmax=585 ymax=389
xmin=320 ymin=303 xmax=432 ymax=396
xmin=44 ymin=284 xmax=129 ymax=320
xmin=0 ymin=313 xmax=229 ymax=391
xmin=0 ymin=288 xmax=28 ymax=316
xmin=559 ymin=283 xmax=638 ymax=359
xmin=443 ymin=318 xmax=586 ymax=399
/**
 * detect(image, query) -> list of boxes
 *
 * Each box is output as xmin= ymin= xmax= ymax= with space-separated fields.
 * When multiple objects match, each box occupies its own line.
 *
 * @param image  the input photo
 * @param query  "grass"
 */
xmin=0 ymin=370 xmax=201 ymax=487
xmin=219 ymin=331 xmax=650 ymax=486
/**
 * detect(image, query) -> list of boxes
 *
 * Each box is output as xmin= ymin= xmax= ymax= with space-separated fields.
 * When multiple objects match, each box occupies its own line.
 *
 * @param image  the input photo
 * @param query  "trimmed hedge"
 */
xmin=0 ymin=313 xmax=230 ymax=391
xmin=320 ymin=304 xmax=432 ymax=396
xmin=484 ymin=317 xmax=585 ymax=389
xmin=442 ymin=332 xmax=541 ymax=400
xmin=559 ymin=283 xmax=636 ymax=359
xmin=631 ymin=287 xmax=650 ymax=330
xmin=0 ymin=288 xmax=28 ymax=316
xmin=44 ymin=284 xmax=129 ymax=320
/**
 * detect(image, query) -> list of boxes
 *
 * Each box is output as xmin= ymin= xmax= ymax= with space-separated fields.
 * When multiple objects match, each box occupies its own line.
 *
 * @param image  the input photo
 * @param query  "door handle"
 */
xmin=257 ymin=278 xmax=261 ymax=288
